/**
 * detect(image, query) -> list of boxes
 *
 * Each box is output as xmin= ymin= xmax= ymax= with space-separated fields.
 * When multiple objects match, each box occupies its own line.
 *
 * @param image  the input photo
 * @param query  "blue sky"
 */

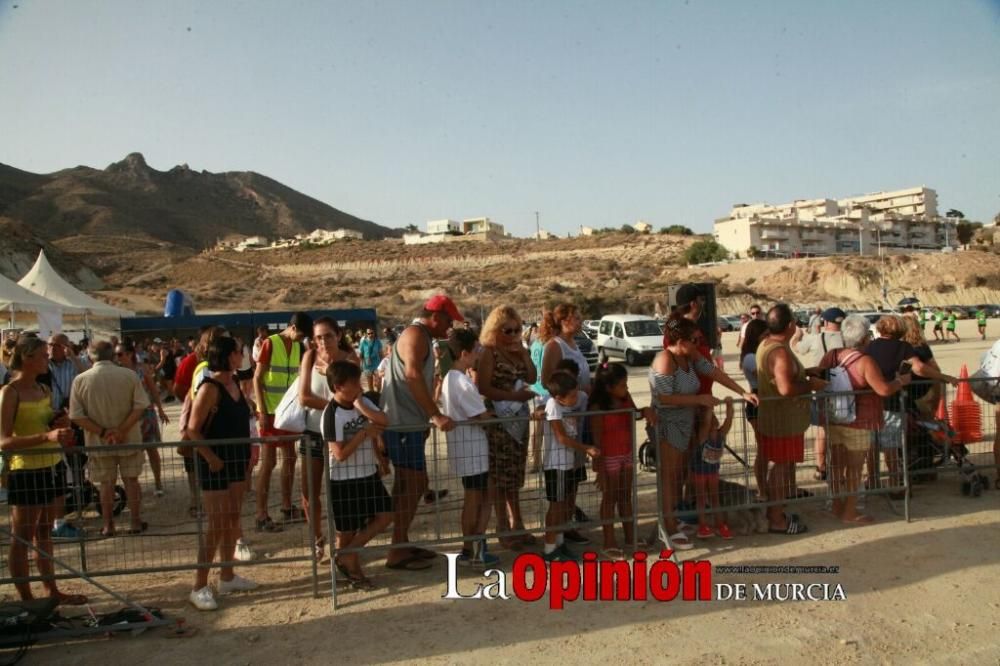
xmin=1 ymin=1 xmax=998 ymax=236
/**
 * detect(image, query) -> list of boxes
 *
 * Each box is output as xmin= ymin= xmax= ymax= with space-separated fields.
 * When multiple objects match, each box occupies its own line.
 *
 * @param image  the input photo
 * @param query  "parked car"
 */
xmin=973 ymin=304 xmax=1000 ymax=318
xmin=717 ymin=317 xmax=734 ymax=333
xmin=582 ymin=320 xmax=600 ymax=340
xmin=574 ymin=333 xmax=599 ymax=372
xmin=596 ymin=314 xmax=663 ymax=366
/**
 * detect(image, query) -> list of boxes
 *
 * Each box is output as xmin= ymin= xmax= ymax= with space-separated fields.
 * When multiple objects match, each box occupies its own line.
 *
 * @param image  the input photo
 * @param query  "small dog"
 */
xmin=716 ymin=479 xmax=769 ymax=535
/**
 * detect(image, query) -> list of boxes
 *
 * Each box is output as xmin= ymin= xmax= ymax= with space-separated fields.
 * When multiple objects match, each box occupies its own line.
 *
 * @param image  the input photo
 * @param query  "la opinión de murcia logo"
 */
xmin=443 ymin=552 xmax=846 ymax=608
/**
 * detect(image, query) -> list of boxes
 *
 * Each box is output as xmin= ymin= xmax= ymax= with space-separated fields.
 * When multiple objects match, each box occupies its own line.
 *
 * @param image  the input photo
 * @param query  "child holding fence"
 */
xmin=691 ymin=398 xmax=735 ymax=540
xmin=439 ymin=329 xmax=500 ymax=569
xmin=542 ymin=370 xmax=600 ymax=562
xmin=589 ymin=363 xmax=655 ymax=559
xmin=323 ymin=361 xmax=393 ymax=591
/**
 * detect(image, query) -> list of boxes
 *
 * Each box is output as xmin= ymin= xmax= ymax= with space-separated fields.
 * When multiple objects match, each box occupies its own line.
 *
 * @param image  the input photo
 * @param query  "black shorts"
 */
xmin=461 ymin=471 xmax=489 ymax=491
xmin=298 ymin=431 xmax=325 ymax=460
xmin=7 ymin=462 xmax=66 ymax=506
xmin=196 ymin=443 xmax=252 ymax=491
xmin=544 ymin=469 xmax=579 ymax=503
xmin=573 ymin=466 xmax=587 ymax=484
xmin=328 ymin=473 xmax=392 ymax=533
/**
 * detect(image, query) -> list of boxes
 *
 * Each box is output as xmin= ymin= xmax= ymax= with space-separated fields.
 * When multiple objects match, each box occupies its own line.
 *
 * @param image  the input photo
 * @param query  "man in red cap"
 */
xmin=380 ymin=295 xmax=459 ymax=570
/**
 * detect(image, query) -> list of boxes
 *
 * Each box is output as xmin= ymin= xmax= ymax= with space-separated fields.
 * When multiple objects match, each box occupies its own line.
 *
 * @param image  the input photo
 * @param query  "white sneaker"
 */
xmin=189 ymin=586 xmax=218 ymax=611
xmin=218 ymin=574 xmax=259 ymax=595
xmin=234 ymin=539 xmax=257 ymax=562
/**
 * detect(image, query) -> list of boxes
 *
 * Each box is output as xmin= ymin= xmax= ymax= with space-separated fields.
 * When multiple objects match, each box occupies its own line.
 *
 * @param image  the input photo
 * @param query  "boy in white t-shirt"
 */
xmin=439 ymin=329 xmax=499 ymax=569
xmin=542 ymin=370 xmax=600 ymax=563
xmin=321 ymin=361 xmax=392 ymax=591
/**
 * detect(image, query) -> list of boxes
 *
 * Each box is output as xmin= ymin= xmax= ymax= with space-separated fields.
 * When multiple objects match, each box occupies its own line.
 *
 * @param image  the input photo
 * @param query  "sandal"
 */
xmin=255 ymin=516 xmax=283 ymax=533
xmin=601 ymin=547 xmax=626 ymax=561
xmin=100 ymin=527 xmax=116 ymax=538
xmin=668 ymin=532 xmax=694 ymax=550
xmin=53 ymin=592 xmax=89 ymax=606
xmin=813 ymin=466 xmax=827 ymax=482
xmin=125 ymin=522 xmax=148 ymax=535
xmin=768 ymin=514 xmax=808 ymax=535
xmin=347 ymin=572 xmax=376 ymax=591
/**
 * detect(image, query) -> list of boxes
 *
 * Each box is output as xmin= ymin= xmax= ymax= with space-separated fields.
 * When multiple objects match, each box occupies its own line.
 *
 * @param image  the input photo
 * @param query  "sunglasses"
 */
xmin=502 ymin=326 xmax=522 ymax=336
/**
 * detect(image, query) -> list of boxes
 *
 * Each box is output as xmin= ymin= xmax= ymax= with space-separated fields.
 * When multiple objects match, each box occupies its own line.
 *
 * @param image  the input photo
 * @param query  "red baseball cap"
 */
xmin=424 ymin=294 xmax=464 ymax=322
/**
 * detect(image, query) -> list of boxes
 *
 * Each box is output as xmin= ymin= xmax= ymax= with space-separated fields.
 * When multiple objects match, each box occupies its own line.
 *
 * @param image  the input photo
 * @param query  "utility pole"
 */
xmin=535 ymin=211 xmax=540 ymax=241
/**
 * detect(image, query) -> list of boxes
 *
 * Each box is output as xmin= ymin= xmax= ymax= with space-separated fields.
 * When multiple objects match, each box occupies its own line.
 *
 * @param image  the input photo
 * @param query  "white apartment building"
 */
xmin=714 ymin=186 xmax=956 ymax=257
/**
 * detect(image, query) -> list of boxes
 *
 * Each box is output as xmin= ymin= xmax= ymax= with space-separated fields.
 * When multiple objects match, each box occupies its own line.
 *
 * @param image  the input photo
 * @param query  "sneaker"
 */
xmin=218 ymin=574 xmax=259 ymax=595
xmin=563 ymin=529 xmax=590 ymax=545
xmin=472 ymin=540 xmax=500 ymax=569
xmin=52 ymin=523 xmax=83 ymax=541
xmin=255 ymin=516 xmax=283 ymax=533
xmin=696 ymin=525 xmax=715 ymax=539
xmin=189 ymin=586 xmax=218 ymax=611
xmin=234 ymin=539 xmax=257 ymax=562
xmin=716 ymin=523 xmax=734 ymax=540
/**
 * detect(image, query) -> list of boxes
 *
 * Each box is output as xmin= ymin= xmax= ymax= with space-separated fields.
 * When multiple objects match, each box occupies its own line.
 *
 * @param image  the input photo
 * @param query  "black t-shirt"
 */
xmin=866 ymin=338 xmax=916 ymax=411
xmin=906 ymin=344 xmax=935 ymax=403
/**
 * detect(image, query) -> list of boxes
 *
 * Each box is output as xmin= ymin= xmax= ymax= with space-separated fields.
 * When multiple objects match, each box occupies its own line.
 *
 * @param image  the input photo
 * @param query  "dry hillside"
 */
xmin=45 ymin=232 xmax=1000 ymax=323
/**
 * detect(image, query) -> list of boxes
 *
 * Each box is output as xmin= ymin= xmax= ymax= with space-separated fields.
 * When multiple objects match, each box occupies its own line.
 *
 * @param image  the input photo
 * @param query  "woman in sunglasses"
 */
xmin=650 ymin=315 xmax=758 ymax=550
xmin=477 ymin=305 xmax=537 ymax=550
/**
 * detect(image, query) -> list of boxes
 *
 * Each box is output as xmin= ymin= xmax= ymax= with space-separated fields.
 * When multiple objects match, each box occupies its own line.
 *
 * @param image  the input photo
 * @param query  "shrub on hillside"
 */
xmin=683 ymin=240 xmax=729 ymax=265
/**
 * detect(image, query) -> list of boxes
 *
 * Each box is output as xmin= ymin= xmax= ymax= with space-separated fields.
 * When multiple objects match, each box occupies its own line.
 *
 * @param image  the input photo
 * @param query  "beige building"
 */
xmin=404 ymin=216 xmax=507 ymax=245
xmin=714 ymin=186 xmax=956 ymax=257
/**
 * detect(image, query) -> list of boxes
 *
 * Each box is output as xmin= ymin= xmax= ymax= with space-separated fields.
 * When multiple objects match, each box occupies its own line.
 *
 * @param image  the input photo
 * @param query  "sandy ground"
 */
xmin=8 ymin=321 xmax=1000 ymax=664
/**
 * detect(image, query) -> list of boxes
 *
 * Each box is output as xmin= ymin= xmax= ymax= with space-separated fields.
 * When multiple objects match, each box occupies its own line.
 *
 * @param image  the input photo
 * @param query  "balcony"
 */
xmin=760 ymin=230 xmax=789 ymax=240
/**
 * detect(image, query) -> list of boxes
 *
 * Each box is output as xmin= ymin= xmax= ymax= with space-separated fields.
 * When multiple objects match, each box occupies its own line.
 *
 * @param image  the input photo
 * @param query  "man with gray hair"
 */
xmin=70 ymin=341 xmax=149 ymax=536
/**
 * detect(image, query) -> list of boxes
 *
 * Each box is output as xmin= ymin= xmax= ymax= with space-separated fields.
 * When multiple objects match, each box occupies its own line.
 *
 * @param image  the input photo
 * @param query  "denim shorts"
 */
xmin=872 ymin=410 xmax=904 ymax=450
xmin=384 ymin=429 xmax=428 ymax=471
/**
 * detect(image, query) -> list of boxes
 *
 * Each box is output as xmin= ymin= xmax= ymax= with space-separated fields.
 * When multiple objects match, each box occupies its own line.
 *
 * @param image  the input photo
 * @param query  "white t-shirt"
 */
xmin=305 ymin=365 xmax=332 ymax=433
xmin=543 ymin=391 xmax=589 ymax=471
xmin=321 ymin=397 xmax=379 ymax=481
xmin=795 ymin=330 xmax=844 ymax=368
xmin=376 ymin=356 xmax=390 ymax=377
xmin=239 ymin=344 xmax=252 ymax=372
xmin=440 ymin=369 xmax=489 ymax=478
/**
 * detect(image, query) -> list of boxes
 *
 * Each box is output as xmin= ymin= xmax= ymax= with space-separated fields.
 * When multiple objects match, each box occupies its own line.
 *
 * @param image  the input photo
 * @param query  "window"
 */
xmin=613 ymin=324 xmax=624 ymax=338
xmin=624 ymin=320 xmax=664 ymax=337
xmin=600 ymin=320 xmax=612 ymax=335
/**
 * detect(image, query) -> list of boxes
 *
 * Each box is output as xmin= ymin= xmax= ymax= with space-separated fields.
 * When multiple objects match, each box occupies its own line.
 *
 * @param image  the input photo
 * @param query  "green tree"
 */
xmin=956 ymin=221 xmax=981 ymax=245
xmin=659 ymin=224 xmax=694 ymax=235
xmin=683 ymin=239 xmax=729 ymax=264
xmin=746 ymin=245 xmax=759 ymax=259
xmin=404 ymin=223 xmax=419 ymax=232
xmin=620 ymin=224 xmax=636 ymax=234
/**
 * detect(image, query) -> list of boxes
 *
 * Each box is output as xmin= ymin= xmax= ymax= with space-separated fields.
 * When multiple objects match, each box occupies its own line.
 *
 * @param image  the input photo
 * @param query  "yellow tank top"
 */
xmin=10 ymin=395 xmax=61 ymax=471
xmin=755 ymin=338 xmax=811 ymax=437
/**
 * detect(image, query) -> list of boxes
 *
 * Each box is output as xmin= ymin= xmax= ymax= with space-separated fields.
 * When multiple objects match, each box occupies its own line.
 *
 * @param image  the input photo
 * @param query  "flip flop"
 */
xmin=53 ymin=592 xmax=88 ymax=606
xmin=125 ymin=522 xmax=148 ymax=535
xmin=669 ymin=532 xmax=694 ymax=550
xmin=409 ymin=546 xmax=437 ymax=560
xmin=347 ymin=573 xmax=376 ymax=591
xmin=100 ymin=527 xmax=116 ymax=538
xmin=385 ymin=554 xmax=432 ymax=571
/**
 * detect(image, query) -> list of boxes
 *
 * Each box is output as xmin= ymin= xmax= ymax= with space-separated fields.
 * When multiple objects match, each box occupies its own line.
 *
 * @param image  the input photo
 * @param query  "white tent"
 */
xmin=0 ymin=272 xmax=71 ymax=313
xmin=18 ymin=250 xmax=134 ymax=318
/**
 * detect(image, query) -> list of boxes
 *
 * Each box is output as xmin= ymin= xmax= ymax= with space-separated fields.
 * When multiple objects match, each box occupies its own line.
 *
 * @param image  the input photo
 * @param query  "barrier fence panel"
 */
xmin=0 ymin=436 xmax=320 ymax=596
xmin=3 ymin=379 xmax=996 ymax=610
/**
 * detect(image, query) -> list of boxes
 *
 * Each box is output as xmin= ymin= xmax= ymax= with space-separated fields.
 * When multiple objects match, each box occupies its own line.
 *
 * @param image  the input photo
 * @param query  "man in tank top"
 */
xmin=380 ymin=295 xmax=460 ymax=570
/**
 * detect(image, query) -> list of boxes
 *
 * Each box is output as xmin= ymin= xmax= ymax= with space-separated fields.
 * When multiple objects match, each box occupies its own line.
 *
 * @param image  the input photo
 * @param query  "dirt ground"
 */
xmin=8 ymin=322 xmax=1000 ymax=665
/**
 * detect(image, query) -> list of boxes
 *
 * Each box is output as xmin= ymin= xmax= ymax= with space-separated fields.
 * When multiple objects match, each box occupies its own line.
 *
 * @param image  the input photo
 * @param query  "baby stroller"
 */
xmin=61 ymin=449 xmax=127 ymax=518
xmin=906 ymin=412 xmax=989 ymax=496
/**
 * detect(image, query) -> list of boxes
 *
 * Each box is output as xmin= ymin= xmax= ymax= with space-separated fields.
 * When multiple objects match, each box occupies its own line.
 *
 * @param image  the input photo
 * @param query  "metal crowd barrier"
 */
xmin=0 ymin=380 xmax=996 ymax=610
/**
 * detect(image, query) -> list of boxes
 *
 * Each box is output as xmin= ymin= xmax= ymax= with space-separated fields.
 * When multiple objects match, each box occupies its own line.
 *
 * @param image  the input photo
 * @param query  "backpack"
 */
xmin=970 ymin=340 xmax=1000 ymax=404
xmin=821 ymin=350 xmax=863 ymax=425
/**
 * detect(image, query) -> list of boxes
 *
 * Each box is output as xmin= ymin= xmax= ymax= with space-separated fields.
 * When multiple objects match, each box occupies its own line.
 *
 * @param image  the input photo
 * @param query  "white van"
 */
xmin=596 ymin=314 xmax=664 ymax=366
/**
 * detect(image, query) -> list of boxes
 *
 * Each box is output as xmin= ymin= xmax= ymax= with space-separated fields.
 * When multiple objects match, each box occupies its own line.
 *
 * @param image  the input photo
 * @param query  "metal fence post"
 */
xmin=305 ymin=436 xmax=319 ymax=599
xmin=630 ymin=412 xmax=639 ymax=552
xmin=324 ymin=436 xmax=339 ymax=610
xmin=432 ymin=428 xmax=442 ymax=542
xmin=900 ymin=393 xmax=911 ymax=522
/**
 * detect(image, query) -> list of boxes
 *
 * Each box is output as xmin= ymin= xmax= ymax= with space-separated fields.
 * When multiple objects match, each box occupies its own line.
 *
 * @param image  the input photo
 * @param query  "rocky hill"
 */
xmin=46 ymin=231 xmax=1000 ymax=323
xmin=0 ymin=153 xmax=394 ymax=251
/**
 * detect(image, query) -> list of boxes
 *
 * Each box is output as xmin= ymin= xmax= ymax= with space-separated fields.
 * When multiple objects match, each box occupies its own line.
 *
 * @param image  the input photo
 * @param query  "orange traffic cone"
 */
xmin=949 ymin=364 xmax=982 ymax=444
xmin=935 ymin=396 xmax=947 ymax=421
